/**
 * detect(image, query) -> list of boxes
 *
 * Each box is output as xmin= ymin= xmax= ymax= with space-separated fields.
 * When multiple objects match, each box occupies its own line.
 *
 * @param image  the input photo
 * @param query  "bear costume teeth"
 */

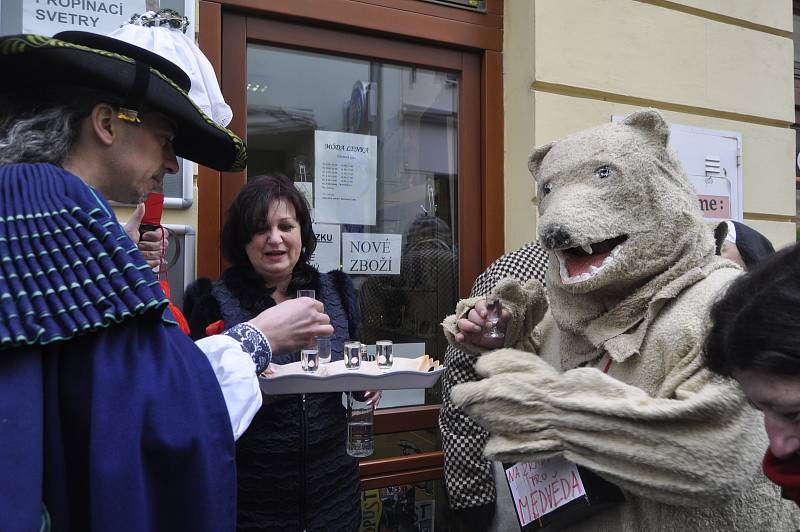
xmin=556 ymin=236 xmax=627 ymax=284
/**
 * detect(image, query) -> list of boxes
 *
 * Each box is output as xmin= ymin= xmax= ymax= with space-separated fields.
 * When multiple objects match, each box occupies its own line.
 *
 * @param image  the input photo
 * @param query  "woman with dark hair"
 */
xmin=705 ymin=242 xmax=800 ymax=506
xmin=185 ymin=173 xmax=368 ymax=531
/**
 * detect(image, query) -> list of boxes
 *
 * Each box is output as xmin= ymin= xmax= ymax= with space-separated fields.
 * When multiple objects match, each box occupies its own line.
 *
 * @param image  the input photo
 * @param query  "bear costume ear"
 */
xmin=528 ymin=141 xmax=554 ymax=181
xmin=621 ymin=108 xmax=670 ymax=146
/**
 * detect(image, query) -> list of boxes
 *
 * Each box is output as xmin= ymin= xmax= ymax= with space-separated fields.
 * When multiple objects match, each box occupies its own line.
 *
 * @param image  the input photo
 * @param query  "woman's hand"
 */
xmin=454 ymin=298 xmax=511 ymax=349
xmin=363 ymin=390 xmax=382 ymax=407
xmin=248 ymin=297 xmax=334 ymax=356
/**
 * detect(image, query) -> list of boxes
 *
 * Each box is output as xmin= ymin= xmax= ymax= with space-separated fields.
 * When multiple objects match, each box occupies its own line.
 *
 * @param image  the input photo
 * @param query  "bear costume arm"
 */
xmin=452 ymin=346 xmax=764 ymax=508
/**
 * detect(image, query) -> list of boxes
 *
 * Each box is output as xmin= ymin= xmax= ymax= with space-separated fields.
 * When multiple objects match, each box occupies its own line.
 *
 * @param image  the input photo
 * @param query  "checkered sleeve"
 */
xmin=439 ymin=241 xmax=549 ymax=509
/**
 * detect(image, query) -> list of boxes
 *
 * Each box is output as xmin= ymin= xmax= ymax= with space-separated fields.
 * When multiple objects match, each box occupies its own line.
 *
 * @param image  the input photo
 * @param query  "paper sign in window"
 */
xmin=342 ymin=233 xmax=401 ymax=276
xmin=310 ymin=223 xmax=341 ymax=273
xmin=313 ymin=130 xmax=377 ymax=226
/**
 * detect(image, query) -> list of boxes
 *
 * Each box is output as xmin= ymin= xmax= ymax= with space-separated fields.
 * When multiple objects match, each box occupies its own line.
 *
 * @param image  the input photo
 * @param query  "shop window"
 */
xmin=213 ymin=10 xmax=497 ymax=521
xmin=246 ymin=43 xmax=460 ymax=404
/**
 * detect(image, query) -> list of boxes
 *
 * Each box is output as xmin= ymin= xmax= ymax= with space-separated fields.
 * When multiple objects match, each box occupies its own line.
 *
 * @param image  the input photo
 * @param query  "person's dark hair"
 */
xmin=705 ymin=243 xmax=800 ymax=377
xmin=221 ymin=173 xmax=317 ymax=288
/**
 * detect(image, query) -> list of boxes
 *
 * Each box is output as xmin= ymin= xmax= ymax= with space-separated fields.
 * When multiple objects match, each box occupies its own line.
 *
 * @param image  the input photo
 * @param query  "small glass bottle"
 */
xmin=346 ymin=392 xmax=374 ymax=457
xmin=376 ymin=340 xmax=393 ymax=370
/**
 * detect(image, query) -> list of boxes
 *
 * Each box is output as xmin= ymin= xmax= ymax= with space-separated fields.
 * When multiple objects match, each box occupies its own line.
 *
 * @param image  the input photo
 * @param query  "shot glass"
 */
xmin=484 ymin=296 xmax=505 ymax=339
xmin=317 ymin=336 xmax=332 ymax=365
xmin=376 ymin=340 xmax=393 ymax=370
xmin=344 ymin=341 xmax=362 ymax=370
xmin=301 ymin=338 xmax=320 ymax=372
xmin=297 ymin=289 xmax=316 ymax=299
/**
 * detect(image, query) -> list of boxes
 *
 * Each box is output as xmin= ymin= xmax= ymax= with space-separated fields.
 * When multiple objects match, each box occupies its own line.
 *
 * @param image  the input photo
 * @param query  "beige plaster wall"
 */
xmin=533 ymin=0 xmax=793 ymax=122
xmin=503 ymin=0 xmax=538 ymax=246
xmin=504 ymin=0 xmax=796 ymax=252
xmin=669 ymin=0 xmax=792 ymax=32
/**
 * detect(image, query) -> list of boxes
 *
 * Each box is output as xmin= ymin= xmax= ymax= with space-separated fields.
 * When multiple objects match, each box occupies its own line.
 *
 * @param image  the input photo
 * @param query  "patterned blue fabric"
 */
xmin=0 ymin=163 xmax=236 ymax=531
xmin=223 ymin=322 xmax=271 ymax=373
xmin=0 ymin=163 xmax=170 ymax=349
xmin=0 ymin=316 xmax=237 ymax=531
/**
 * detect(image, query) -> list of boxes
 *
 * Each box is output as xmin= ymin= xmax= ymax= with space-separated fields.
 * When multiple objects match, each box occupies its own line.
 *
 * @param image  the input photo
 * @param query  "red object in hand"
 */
xmin=205 ymin=319 xmax=225 ymax=336
xmin=142 ymin=192 xmax=165 ymax=226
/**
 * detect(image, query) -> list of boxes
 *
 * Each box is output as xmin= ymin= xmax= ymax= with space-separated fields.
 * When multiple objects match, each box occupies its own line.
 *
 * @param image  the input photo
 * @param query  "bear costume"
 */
xmin=443 ymin=109 xmax=800 ymax=530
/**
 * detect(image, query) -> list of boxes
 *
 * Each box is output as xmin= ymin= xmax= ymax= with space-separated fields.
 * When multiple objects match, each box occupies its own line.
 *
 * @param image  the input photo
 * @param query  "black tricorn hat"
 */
xmin=0 ymin=32 xmax=246 ymax=172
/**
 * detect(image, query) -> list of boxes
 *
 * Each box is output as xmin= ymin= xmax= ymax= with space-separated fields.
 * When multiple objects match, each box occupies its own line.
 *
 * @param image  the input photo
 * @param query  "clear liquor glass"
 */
xmin=484 ymin=296 xmax=505 ymax=339
xmin=343 ymin=341 xmax=362 ymax=370
xmin=300 ymin=341 xmax=319 ymax=372
xmin=376 ymin=340 xmax=393 ymax=370
xmin=317 ymin=336 xmax=332 ymax=365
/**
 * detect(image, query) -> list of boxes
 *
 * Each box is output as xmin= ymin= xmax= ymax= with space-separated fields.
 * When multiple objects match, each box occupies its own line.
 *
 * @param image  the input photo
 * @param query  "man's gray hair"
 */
xmin=0 ymin=88 xmax=119 ymax=166
xmin=0 ymin=104 xmax=83 ymax=166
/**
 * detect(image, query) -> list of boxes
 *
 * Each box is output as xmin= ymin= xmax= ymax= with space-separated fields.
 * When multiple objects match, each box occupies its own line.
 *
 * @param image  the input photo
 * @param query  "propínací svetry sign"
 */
xmin=0 ymin=0 xmax=193 ymax=37
xmin=23 ymin=0 xmax=145 ymax=33
xmin=27 ymin=0 xmax=131 ymax=31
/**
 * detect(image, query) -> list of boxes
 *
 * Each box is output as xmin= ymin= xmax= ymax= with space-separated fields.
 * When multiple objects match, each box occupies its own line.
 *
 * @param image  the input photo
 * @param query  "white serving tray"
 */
xmin=259 ymin=356 xmax=445 ymax=395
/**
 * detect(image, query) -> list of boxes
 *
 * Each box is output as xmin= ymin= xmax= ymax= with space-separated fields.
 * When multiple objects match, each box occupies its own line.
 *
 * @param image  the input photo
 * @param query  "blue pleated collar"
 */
xmin=0 ymin=163 xmax=171 ymax=348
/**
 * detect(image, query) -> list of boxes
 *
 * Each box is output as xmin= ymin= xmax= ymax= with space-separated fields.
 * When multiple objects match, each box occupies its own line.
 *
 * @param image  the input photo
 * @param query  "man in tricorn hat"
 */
xmin=0 ymin=32 xmax=333 ymax=531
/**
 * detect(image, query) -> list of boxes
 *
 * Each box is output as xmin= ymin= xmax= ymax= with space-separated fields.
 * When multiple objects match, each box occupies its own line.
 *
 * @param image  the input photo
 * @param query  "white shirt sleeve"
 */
xmin=195 ymin=333 xmax=263 ymax=440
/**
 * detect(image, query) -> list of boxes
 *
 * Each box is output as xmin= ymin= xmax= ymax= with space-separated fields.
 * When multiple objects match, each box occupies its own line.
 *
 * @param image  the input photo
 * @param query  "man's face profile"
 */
xmin=105 ymin=110 xmax=179 ymax=204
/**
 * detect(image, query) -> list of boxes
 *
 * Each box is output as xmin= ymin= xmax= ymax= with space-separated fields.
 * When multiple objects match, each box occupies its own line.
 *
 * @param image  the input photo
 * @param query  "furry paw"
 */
xmin=474 ymin=348 xmax=559 ymax=380
xmin=494 ymin=277 xmax=548 ymax=326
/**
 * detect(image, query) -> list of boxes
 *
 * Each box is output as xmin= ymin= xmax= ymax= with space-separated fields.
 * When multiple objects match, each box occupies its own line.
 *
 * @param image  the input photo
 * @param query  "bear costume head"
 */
xmin=528 ymin=109 xmax=719 ymax=367
xmin=529 ymin=109 xmax=713 ymax=294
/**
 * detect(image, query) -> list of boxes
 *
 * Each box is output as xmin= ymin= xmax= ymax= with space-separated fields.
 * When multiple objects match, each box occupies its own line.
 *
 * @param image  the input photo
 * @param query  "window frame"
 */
xmin=197 ymin=0 xmax=504 ymax=489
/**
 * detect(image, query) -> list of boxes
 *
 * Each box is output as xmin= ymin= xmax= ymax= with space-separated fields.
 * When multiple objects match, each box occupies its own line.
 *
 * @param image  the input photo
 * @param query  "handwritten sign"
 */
xmin=697 ymin=194 xmax=731 ymax=219
xmin=505 ymin=458 xmax=586 ymax=527
xmin=313 ymin=130 xmax=377 ymax=226
xmin=309 ymin=223 xmax=340 ymax=273
xmin=342 ymin=232 xmax=401 ymax=276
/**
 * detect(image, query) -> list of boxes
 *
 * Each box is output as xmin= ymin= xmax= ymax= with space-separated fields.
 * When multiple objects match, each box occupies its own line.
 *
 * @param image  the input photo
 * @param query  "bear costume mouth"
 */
xmin=556 ymin=235 xmax=628 ymax=285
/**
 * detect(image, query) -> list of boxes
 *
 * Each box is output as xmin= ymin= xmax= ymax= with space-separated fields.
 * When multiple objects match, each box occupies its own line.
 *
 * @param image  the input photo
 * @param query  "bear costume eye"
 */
xmin=594 ymin=165 xmax=612 ymax=179
xmin=542 ymin=182 xmax=553 ymax=195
